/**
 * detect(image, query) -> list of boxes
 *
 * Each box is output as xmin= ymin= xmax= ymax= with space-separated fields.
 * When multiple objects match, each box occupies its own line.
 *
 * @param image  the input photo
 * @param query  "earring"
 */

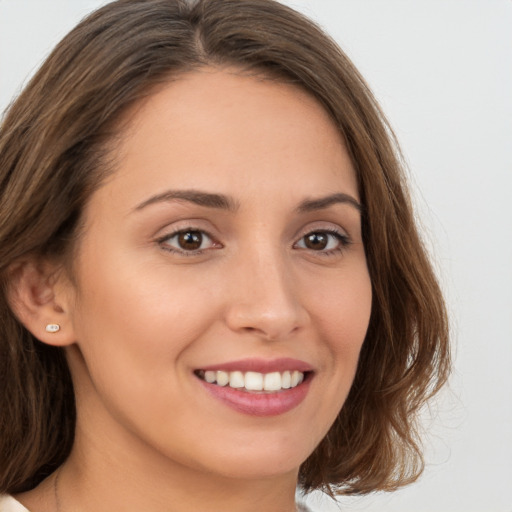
xmin=45 ymin=324 xmax=61 ymax=333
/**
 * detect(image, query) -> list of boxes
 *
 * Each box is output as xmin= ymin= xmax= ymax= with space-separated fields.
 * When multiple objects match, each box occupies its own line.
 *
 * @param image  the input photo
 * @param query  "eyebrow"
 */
xmin=133 ymin=189 xmax=362 ymax=214
xmin=133 ymin=189 xmax=239 ymax=212
xmin=296 ymin=193 xmax=362 ymax=213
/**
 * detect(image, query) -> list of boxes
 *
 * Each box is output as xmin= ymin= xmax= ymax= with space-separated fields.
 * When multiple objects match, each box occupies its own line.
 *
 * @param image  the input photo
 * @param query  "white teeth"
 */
xmin=200 ymin=370 xmax=306 ymax=392
xmin=229 ymin=371 xmax=245 ymax=388
xmin=245 ymin=372 xmax=263 ymax=391
xmin=216 ymin=370 xmax=229 ymax=386
xmin=263 ymin=372 xmax=282 ymax=391
xmin=291 ymin=370 xmax=303 ymax=387
xmin=204 ymin=371 xmax=216 ymax=383
xmin=281 ymin=371 xmax=292 ymax=389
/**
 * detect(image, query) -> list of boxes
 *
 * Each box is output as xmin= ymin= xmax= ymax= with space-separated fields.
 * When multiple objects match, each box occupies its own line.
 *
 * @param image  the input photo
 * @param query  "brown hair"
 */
xmin=0 ymin=0 xmax=449 ymax=497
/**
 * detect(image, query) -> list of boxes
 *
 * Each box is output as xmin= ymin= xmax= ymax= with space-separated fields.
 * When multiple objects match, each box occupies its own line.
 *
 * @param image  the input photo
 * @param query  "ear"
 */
xmin=7 ymin=259 xmax=76 ymax=347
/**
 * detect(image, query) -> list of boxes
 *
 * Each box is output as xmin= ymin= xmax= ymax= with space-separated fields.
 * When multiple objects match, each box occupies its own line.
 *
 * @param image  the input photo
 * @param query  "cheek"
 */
xmin=304 ymin=262 xmax=372 ymax=414
xmin=66 ymin=261 xmax=221 ymax=449
xmin=307 ymin=264 xmax=372 ymax=350
xmin=68 ymin=255 xmax=217 ymax=388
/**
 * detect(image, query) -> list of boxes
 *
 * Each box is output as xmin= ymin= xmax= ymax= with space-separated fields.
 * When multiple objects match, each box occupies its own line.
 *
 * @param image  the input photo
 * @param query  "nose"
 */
xmin=224 ymin=247 xmax=309 ymax=341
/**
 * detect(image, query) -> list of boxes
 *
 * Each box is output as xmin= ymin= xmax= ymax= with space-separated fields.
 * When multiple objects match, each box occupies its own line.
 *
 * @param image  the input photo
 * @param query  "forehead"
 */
xmin=91 ymin=67 xmax=358 ymax=215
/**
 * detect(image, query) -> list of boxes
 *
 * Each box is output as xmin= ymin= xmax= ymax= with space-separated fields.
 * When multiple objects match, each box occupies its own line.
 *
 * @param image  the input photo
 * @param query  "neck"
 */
xmin=57 ymin=458 xmax=298 ymax=512
xmin=53 ymin=425 xmax=299 ymax=512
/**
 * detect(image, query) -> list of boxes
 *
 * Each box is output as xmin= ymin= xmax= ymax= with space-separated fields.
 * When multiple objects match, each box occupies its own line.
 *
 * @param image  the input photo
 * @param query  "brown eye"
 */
xmin=295 ymin=229 xmax=349 ymax=254
xmin=160 ymin=229 xmax=216 ymax=254
xmin=303 ymin=232 xmax=329 ymax=250
xmin=178 ymin=231 xmax=203 ymax=250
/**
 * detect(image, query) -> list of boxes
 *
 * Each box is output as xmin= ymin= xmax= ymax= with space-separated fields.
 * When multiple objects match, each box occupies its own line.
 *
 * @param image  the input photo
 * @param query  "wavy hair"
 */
xmin=0 ymin=0 xmax=450 ymax=496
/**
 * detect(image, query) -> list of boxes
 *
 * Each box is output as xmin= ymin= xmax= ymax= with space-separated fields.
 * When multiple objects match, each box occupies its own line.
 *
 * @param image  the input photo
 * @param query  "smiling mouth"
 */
xmin=195 ymin=369 xmax=309 ymax=393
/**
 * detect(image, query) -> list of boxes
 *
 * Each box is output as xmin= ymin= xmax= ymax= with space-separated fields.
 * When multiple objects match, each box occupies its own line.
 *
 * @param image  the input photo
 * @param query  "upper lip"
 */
xmin=198 ymin=357 xmax=313 ymax=373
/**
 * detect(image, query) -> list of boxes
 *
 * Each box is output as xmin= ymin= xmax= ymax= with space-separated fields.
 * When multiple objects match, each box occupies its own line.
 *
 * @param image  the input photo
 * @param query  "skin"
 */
xmin=16 ymin=68 xmax=372 ymax=512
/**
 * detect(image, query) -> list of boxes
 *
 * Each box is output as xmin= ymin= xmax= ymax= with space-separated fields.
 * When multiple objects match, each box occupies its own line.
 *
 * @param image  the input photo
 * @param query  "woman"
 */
xmin=0 ymin=1 xmax=450 ymax=511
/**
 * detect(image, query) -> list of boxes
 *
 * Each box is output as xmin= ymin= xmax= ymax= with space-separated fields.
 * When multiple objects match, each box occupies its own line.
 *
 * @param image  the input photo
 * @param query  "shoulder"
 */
xmin=0 ymin=495 xmax=30 ymax=512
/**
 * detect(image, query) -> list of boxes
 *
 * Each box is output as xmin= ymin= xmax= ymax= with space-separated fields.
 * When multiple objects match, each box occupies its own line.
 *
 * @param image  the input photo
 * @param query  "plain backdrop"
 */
xmin=1 ymin=1 xmax=511 ymax=511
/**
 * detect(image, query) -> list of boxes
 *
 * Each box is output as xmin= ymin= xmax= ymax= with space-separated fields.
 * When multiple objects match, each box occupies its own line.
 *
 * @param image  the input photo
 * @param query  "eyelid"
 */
xmin=293 ymin=225 xmax=352 ymax=255
xmin=156 ymin=226 xmax=222 ymax=255
xmin=294 ymin=220 xmax=351 ymax=240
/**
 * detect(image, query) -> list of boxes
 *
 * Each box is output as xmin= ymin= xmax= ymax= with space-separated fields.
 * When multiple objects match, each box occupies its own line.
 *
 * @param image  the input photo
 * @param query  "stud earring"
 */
xmin=45 ymin=324 xmax=61 ymax=333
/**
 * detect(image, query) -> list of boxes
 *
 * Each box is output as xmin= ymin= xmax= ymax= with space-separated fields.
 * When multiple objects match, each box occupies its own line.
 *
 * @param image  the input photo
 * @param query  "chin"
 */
xmin=193 ymin=438 xmax=314 ymax=481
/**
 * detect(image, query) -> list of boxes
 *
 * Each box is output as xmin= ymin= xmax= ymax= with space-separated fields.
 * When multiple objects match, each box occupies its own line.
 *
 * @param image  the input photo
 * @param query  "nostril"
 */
xmin=224 ymin=287 xmax=308 ymax=340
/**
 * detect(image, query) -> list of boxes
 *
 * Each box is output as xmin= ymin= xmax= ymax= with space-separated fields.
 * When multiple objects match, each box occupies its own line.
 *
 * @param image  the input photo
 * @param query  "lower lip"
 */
xmin=197 ymin=377 xmax=312 ymax=417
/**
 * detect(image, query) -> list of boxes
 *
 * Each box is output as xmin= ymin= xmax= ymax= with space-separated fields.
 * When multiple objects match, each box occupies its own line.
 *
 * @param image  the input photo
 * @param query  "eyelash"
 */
xmin=156 ymin=227 xmax=351 ymax=257
xmin=157 ymin=228 xmax=218 ymax=256
xmin=294 ymin=228 xmax=352 ymax=256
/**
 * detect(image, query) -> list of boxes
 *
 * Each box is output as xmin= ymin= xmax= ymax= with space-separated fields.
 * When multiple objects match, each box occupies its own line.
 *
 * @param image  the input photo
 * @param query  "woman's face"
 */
xmin=62 ymin=68 xmax=372 ymax=481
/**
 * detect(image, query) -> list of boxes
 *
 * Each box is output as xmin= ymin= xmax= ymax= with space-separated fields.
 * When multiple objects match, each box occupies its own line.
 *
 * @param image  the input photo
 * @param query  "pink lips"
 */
xmin=196 ymin=358 xmax=313 ymax=417
xmin=200 ymin=357 xmax=313 ymax=373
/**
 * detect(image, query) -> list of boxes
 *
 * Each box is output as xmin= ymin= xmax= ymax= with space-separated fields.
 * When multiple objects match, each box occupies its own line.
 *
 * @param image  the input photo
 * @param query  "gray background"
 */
xmin=1 ymin=1 xmax=511 ymax=510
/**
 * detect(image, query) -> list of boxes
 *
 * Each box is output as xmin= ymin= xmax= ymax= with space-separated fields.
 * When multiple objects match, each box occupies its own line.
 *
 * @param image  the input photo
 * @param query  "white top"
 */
xmin=0 ymin=496 xmax=29 ymax=512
